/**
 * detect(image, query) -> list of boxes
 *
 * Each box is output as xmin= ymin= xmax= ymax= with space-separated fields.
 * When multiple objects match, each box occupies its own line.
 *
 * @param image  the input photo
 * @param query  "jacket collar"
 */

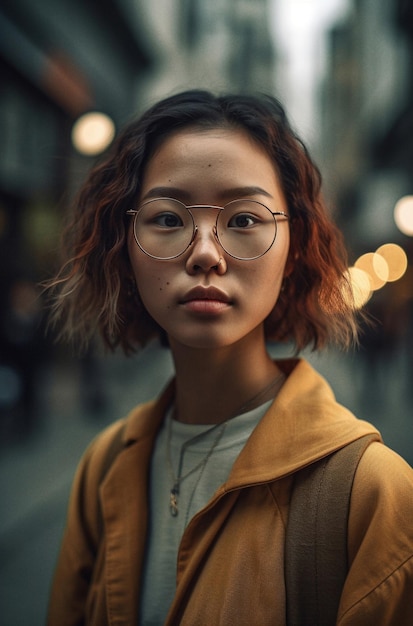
xmin=223 ymin=358 xmax=381 ymax=489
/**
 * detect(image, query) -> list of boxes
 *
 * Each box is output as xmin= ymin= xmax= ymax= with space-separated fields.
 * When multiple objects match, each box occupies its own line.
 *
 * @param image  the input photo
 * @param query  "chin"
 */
xmin=169 ymin=330 xmax=239 ymax=351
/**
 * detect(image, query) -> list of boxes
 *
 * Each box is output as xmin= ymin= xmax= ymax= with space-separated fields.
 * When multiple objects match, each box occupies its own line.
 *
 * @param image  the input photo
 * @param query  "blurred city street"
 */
xmin=0 ymin=340 xmax=412 ymax=626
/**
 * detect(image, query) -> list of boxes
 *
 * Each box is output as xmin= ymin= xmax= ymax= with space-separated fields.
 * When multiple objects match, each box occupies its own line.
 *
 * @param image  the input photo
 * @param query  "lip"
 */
xmin=180 ymin=286 xmax=232 ymax=314
xmin=181 ymin=286 xmax=231 ymax=304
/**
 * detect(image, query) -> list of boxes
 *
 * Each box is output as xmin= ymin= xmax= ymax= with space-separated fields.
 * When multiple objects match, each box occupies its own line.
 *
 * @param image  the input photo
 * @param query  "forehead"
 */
xmin=147 ymin=127 xmax=271 ymax=169
xmin=141 ymin=127 xmax=285 ymax=205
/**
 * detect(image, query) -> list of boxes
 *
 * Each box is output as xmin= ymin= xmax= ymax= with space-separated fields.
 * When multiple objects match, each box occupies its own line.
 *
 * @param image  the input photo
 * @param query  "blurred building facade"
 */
xmin=0 ymin=0 xmax=152 ymax=284
xmin=132 ymin=0 xmax=275 ymax=104
xmin=320 ymin=0 xmax=413 ymax=256
xmin=319 ymin=0 xmax=413 ymax=401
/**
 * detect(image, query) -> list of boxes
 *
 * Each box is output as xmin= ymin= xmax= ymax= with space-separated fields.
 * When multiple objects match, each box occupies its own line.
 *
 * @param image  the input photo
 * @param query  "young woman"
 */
xmin=46 ymin=90 xmax=413 ymax=625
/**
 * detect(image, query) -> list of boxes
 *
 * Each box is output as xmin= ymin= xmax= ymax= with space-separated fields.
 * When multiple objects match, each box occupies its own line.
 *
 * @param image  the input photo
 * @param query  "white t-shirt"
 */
xmin=139 ymin=400 xmax=272 ymax=625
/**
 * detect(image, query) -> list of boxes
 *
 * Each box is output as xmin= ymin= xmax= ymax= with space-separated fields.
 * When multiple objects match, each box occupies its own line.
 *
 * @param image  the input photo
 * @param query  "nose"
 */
xmin=185 ymin=223 xmax=227 ymax=275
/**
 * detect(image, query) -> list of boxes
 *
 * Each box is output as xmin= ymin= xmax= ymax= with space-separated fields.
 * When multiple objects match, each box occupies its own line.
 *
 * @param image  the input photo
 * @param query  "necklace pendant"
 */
xmin=170 ymin=487 xmax=179 ymax=516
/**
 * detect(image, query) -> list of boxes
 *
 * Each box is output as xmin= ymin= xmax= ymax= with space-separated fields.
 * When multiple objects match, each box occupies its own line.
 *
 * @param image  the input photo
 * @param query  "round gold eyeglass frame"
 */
xmin=126 ymin=197 xmax=289 ymax=261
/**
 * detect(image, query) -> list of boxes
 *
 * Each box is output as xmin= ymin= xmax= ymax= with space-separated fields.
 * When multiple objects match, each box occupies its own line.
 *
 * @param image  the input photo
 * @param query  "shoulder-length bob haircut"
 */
xmin=46 ymin=89 xmax=359 ymax=354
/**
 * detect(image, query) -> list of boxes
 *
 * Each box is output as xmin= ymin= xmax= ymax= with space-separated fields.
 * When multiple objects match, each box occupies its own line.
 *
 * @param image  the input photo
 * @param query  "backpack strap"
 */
xmin=285 ymin=434 xmax=377 ymax=626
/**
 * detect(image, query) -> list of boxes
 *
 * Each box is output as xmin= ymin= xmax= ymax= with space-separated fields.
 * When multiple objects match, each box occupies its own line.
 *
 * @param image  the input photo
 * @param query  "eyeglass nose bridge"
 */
xmin=186 ymin=206 xmax=223 ymax=252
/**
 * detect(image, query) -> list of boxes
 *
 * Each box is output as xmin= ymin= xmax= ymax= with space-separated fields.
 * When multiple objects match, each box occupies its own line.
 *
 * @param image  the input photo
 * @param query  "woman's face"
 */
xmin=128 ymin=127 xmax=290 ymax=351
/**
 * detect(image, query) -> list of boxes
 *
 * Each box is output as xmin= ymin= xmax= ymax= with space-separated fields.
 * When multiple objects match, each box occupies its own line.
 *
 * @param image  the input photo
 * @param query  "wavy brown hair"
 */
xmin=45 ymin=89 xmax=358 ymax=354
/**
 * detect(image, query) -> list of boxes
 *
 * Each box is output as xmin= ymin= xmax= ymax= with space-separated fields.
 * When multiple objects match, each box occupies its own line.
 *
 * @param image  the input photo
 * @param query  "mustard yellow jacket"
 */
xmin=47 ymin=359 xmax=413 ymax=625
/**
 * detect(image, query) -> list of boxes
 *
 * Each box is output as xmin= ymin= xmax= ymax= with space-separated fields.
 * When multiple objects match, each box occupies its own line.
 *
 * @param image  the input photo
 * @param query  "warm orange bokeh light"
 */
xmin=375 ymin=243 xmax=408 ymax=282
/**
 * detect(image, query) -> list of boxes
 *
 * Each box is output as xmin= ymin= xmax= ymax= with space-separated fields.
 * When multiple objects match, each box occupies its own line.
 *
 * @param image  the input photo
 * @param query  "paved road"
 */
xmin=0 ymin=341 xmax=411 ymax=625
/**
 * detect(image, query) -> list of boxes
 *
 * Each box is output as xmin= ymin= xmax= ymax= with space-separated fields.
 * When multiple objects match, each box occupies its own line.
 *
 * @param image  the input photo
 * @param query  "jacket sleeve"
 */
xmin=338 ymin=442 xmax=413 ymax=625
xmin=46 ymin=419 xmax=126 ymax=626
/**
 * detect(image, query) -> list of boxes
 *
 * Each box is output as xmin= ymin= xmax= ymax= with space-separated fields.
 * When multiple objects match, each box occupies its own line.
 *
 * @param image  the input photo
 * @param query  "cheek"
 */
xmin=134 ymin=266 xmax=171 ymax=304
xmin=236 ymin=266 xmax=281 ymax=327
xmin=128 ymin=247 xmax=174 ymax=317
xmin=258 ymin=239 xmax=289 ymax=287
xmin=248 ymin=244 xmax=289 ymax=308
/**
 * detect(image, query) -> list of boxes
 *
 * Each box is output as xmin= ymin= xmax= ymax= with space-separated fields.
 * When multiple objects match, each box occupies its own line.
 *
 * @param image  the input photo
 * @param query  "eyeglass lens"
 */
xmin=133 ymin=198 xmax=277 ymax=260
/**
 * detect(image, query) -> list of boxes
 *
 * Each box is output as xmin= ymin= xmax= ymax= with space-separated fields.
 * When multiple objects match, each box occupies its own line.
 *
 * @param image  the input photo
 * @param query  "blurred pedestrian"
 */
xmin=0 ymin=278 xmax=45 ymax=437
xmin=45 ymin=90 xmax=413 ymax=625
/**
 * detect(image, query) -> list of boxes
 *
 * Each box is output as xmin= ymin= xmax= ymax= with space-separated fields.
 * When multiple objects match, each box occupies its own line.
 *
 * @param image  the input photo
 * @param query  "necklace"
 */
xmin=166 ymin=372 xmax=285 ymax=518
xmin=167 ymin=418 xmax=227 ymax=517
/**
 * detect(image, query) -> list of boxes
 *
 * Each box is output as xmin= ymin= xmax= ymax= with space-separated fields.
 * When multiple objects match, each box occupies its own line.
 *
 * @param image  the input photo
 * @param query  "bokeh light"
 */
xmin=354 ymin=252 xmax=389 ymax=290
xmin=71 ymin=111 xmax=115 ymax=156
xmin=374 ymin=243 xmax=408 ymax=282
xmin=394 ymin=195 xmax=413 ymax=236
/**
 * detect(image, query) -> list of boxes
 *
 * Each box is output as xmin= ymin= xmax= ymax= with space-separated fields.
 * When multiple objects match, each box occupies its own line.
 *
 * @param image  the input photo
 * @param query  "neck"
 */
xmin=169 ymin=329 xmax=284 ymax=425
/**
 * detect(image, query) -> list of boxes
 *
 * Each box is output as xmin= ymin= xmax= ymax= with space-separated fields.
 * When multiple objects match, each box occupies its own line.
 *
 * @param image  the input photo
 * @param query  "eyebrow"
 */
xmin=141 ymin=185 xmax=273 ymax=202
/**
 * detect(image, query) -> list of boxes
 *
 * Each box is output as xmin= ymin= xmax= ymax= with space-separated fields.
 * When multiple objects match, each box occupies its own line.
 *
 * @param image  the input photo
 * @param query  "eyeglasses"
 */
xmin=127 ymin=197 xmax=289 ymax=261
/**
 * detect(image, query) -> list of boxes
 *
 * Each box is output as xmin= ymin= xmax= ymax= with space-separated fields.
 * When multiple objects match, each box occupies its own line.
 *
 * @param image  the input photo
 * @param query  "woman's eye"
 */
xmin=154 ymin=212 xmax=184 ymax=228
xmin=228 ymin=213 xmax=257 ymax=228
